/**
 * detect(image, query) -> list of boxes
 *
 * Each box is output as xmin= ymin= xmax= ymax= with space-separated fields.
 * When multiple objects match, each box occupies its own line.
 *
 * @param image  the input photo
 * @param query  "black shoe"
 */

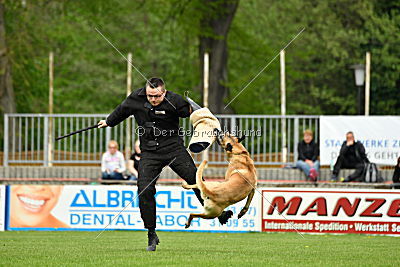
xmin=218 ymin=210 xmax=233 ymax=225
xmin=147 ymin=231 xmax=160 ymax=251
xmin=343 ymin=176 xmax=353 ymax=183
xmin=330 ymin=174 xmax=338 ymax=182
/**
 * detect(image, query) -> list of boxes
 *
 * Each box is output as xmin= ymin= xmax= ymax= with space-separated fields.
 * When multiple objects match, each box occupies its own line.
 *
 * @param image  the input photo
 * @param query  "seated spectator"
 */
xmin=101 ymin=140 xmax=126 ymax=180
xmin=393 ymin=156 xmax=400 ymax=189
xmin=127 ymin=140 xmax=141 ymax=180
xmin=296 ymin=129 xmax=319 ymax=181
xmin=332 ymin=131 xmax=369 ymax=182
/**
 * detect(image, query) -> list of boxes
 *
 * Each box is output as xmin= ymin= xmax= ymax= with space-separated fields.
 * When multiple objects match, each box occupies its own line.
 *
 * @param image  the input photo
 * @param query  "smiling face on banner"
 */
xmin=10 ymin=185 xmax=68 ymax=228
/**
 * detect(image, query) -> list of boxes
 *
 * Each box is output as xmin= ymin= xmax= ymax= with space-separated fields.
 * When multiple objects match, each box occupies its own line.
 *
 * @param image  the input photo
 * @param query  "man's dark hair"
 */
xmin=146 ymin=77 xmax=165 ymax=89
xmin=346 ymin=131 xmax=354 ymax=136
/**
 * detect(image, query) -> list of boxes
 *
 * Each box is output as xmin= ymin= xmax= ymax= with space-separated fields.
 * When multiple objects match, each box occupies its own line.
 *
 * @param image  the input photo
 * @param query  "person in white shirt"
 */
xmin=101 ymin=140 xmax=126 ymax=180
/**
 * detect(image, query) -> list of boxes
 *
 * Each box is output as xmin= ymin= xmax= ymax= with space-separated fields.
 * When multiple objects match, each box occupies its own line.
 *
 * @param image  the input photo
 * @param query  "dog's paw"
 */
xmin=238 ymin=208 xmax=248 ymax=219
xmin=218 ymin=210 xmax=233 ymax=225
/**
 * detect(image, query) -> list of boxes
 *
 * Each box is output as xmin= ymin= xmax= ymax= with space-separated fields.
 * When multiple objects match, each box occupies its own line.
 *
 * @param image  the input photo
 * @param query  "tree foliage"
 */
xmin=3 ymin=0 xmax=399 ymax=116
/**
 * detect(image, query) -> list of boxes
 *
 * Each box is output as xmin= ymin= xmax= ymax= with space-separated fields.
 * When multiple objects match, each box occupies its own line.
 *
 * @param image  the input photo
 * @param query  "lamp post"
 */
xmin=350 ymin=64 xmax=365 ymax=115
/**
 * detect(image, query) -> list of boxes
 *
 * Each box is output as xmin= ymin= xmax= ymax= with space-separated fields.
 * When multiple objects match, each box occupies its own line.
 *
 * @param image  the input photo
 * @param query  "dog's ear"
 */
xmin=237 ymin=135 xmax=245 ymax=143
xmin=225 ymin=143 xmax=233 ymax=152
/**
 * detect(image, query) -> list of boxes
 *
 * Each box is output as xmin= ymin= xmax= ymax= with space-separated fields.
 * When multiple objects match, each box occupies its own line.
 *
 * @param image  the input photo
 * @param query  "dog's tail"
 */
xmin=196 ymin=160 xmax=215 ymax=198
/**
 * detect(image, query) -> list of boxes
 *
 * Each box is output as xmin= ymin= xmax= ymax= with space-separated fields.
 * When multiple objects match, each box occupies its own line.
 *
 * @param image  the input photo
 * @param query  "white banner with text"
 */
xmin=320 ymin=116 xmax=400 ymax=165
xmin=7 ymin=185 xmax=261 ymax=232
xmin=0 ymin=185 xmax=5 ymax=231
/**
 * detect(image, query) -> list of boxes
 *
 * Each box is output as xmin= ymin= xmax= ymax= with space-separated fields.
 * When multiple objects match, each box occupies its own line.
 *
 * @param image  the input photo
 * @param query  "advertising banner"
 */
xmin=262 ymin=188 xmax=400 ymax=235
xmin=7 ymin=185 xmax=261 ymax=232
xmin=0 ymin=185 xmax=5 ymax=231
xmin=320 ymin=116 xmax=400 ymax=165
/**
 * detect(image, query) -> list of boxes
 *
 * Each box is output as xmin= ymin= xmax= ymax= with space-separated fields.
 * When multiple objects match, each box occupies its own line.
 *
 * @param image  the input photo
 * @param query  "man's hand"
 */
xmin=305 ymin=159 xmax=314 ymax=167
xmin=98 ymin=120 xmax=108 ymax=128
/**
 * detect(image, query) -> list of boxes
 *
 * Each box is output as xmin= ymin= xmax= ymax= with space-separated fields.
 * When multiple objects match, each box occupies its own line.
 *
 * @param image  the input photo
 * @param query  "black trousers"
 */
xmin=333 ymin=155 xmax=365 ymax=181
xmin=393 ymin=168 xmax=400 ymax=189
xmin=137 ymin=146 xmax=203 ymax=229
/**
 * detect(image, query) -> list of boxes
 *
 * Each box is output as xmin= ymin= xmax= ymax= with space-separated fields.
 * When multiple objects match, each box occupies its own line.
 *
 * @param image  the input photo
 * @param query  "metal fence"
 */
xmin=3 ymin=114 xmax=319 ymax=166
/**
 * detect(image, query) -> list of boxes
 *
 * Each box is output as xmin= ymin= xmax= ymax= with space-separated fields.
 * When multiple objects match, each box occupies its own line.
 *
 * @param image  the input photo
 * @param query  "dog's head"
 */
xmin=214 ymin=128 xmax=246 ymax=154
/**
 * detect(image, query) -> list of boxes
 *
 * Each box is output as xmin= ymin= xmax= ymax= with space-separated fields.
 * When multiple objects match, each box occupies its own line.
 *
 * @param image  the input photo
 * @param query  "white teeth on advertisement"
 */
xmin=19 ymin=196 xmax=45 ymax=207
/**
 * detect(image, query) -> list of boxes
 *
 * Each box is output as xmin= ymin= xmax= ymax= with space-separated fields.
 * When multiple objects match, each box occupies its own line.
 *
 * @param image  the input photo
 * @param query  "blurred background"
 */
xmin=0 ymin=0 xmax=399 ymax=173
xmin=1 ymin=0 xmax=399 ymax=117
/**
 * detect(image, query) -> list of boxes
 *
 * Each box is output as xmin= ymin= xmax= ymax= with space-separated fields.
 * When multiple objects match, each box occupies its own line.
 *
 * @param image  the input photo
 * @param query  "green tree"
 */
xmin=2 ymin=0 xmax=399 ymax=117
xmin=226 ymin=0 xmax=399 ymax=115
xmin=0 ymin=0 xmax=15 ymax=115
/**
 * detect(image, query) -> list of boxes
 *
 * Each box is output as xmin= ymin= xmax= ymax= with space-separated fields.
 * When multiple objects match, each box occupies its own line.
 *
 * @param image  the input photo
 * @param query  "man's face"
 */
xmin=146 ymin=86 xmax=165 ymax=106
xmin=346 ymin=133 xmax=354 ymax=143
xmin=303 ymin=133 xmax=313 ymax=144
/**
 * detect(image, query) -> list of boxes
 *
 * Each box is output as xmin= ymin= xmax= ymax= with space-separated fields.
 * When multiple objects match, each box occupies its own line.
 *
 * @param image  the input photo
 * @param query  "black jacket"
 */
xmin=106 ymin=88 xmax=190 ymax=152
xmin=393 ymin=162 xmax=400 ymax=186
xmin=130 ymin=152 xmax=141 ymax=171
xmin=298 ymin=140 xmax=319 ymax=161
xmin=339 ymin=141 xmax=369 ymax=164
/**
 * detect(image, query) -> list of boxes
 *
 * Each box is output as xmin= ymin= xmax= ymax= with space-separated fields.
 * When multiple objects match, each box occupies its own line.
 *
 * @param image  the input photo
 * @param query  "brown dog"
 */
xmin=182 ymin=130 xmax=257 ymax=228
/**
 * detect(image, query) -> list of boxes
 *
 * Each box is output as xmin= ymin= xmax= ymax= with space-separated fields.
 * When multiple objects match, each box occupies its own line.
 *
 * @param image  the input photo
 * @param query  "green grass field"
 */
xmin=1 ymin=231 xmax=398 ymax=266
